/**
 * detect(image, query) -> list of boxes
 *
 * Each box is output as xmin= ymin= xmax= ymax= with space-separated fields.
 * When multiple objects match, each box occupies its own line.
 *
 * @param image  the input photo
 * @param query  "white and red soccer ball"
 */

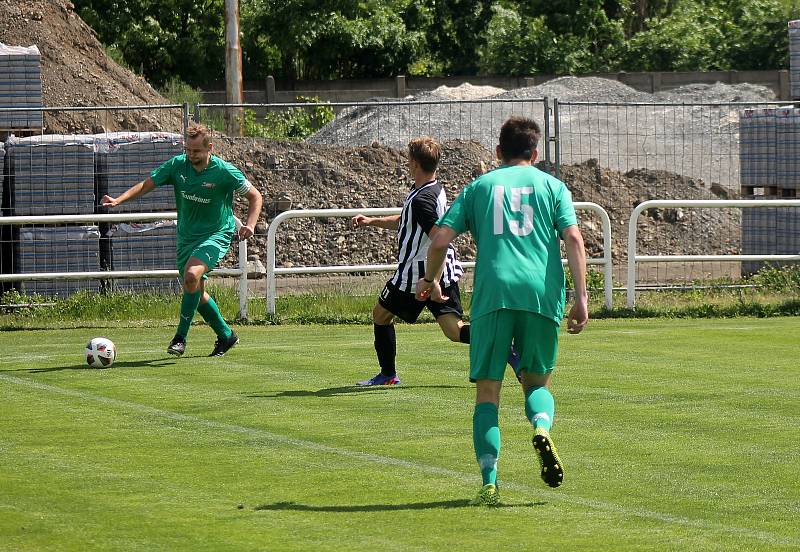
xmin=85 ymin=337 xmax=116 ymax=368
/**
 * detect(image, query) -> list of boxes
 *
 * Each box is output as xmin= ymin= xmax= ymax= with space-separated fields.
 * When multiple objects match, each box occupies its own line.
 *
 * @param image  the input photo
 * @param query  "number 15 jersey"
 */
xmin=437 ymin=165 xmax=577 ymax=324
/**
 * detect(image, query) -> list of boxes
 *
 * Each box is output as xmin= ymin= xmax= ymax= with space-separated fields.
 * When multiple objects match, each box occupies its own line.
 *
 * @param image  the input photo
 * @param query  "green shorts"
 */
xmin=470 ymin=309 xmax=560 ymax=382
xmin=176 ymin=231 xmax=233 ymax=278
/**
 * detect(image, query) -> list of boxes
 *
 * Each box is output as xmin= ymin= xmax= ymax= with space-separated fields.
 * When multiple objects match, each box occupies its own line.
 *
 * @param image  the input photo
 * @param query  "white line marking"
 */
xmin=1 ymin=373 xmax=796 ymax=547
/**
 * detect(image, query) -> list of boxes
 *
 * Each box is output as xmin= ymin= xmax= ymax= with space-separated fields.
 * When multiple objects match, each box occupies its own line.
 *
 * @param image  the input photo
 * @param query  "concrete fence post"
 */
xmin=651 ymin=72 xmax=662 ymax=93
xmin=266 ymin=76 xmax=276 ymax=104
xmin=779 ymin=69 xmax=790 ymax=101
xmin=395 ymin=75 xmax=406 ymax=98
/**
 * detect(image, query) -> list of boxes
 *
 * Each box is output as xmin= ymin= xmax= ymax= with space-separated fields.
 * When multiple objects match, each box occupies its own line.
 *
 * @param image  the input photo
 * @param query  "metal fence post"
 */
xmin=552 ymin=98 xmax=561 ymax=179
xmin=238 ymin=238 xmax=248 ymax=321
xmin=542 ymin=97 xmax=551 ymax=167
xmin=193 ymin=103 xmax=201 ymax=124
xmin=182 ymin=103 xmax=190 ymax=135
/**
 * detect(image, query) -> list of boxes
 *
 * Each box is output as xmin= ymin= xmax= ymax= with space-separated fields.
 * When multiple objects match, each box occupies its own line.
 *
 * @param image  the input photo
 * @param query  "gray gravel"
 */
xmin=309 ymin=76 xmax=782 ymax=190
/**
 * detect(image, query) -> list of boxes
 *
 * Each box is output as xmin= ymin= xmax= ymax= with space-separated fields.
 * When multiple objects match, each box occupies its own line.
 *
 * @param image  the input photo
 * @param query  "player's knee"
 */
xmin=438 ymin=317 xmax=463 ymax=342
xmin=372 ymin=304 xmax=393 ymax=325
xmin=183 ymin=273 xmax=201 ymax=292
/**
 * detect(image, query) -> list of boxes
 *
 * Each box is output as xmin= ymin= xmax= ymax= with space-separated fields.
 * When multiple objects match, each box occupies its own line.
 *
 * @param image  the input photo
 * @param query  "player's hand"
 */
xmin=415 ymin=278 xmax=433 ymax=301
xmin=238 ymin=224 xmax=255 ymax=240
xmin=566 ymin=298 xmax=588 ymax=334
xmin=351 ymin=214 xmax=370 ymax=229
xmin=416 ymin=279 xmax=448 ymax=303
xmin=429 ymin=281 xmax=449 ymax=303
xmin=100 ymin=195 xmax=118 ymax=208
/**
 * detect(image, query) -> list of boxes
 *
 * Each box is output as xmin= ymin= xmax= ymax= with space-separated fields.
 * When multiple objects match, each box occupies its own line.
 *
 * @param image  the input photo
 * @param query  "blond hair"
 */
xmin=186 ymin=123 xmax=212 ymax=147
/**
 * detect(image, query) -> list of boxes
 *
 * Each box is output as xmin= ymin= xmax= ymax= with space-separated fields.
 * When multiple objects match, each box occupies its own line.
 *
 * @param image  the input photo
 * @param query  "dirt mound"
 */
xmin=212 ymin=139 xmax=738 ymax=269
xmin=0 ymin=0 xmax=181 ymax=133
xmin=559 ymin=160 xmax=740 ymax=261
xmin=215 ymin=139 xmax=491 ymax=267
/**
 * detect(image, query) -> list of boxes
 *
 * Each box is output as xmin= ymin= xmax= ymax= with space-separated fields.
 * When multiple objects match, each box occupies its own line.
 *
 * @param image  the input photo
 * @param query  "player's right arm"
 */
xmin=417 ymin=224 xmax=459 ymax=302
xmin=351 ymin=214 xmax=400 ymax=230
xmin=562 ymin=224 xmax=589 ymax=334
xmin=101 ymin=177 xmax=156 ymax=208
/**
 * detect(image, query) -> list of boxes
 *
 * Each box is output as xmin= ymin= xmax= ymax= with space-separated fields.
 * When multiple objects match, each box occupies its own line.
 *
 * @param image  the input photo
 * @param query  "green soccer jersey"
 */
xmin=150 ymin=154 xmax=252 ymax=244
xmin=438 ymin=164 xmax=577 ymax=323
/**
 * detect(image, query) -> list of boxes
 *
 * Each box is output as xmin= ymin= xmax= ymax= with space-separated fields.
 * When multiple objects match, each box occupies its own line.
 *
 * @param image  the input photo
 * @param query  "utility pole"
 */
xmin=224 ymin=0 xmax=243 ymax=136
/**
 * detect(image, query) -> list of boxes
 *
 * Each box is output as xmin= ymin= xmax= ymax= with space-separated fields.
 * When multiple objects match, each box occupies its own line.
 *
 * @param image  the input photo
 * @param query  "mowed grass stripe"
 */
xmin=2 ymin=373 xmax=797 ymax=548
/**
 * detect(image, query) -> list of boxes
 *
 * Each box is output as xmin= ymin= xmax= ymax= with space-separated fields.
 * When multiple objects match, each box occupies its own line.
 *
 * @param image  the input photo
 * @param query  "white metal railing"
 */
xmin=627 ymin=199 xmax=800 ymax=308
xmin=266 ymin=203 xmax=613 ymax=315
xmin=0 ymin=213 xmax=250 ymax=319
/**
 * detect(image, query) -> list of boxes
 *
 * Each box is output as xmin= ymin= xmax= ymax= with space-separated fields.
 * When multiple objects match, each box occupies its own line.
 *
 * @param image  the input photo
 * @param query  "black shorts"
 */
xmin=378 ymin=280 xmax=464 ymax=324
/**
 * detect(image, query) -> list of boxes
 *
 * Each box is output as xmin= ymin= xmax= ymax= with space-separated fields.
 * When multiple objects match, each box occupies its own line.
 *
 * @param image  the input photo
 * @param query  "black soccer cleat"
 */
xmin=209 ymin=331 xmax=239 ymax=357
xmin=167 ymin=336 xmax=186 ymax=356
xmin=532 ymin=427 xmax=564 ymax=488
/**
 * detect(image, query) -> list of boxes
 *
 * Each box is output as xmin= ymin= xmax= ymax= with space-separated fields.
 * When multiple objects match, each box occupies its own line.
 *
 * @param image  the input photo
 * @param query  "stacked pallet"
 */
xmin=2 ymin=132 xmax=188 ymax=296
xmin=3 ymin=135 xmax=100 ymax=296
xmin=0 ymin=43 xmax=43 ymax=132
xmin=16 ymin=225 xmax=100 ymax=296
xmin=104 ymin=220 xmax=180 ymax=293
xmin=0 ymin=140 xmax=5 ymax=209
xmin=790 ymin=21 xmax=800 ymax=100
xmin=739 ymin=108 xmax=776 ymax=196
xmin=0 ymin=140 xmax=10 ymax=294
xmin=6 ymin=134 xmax=97 ymax=215
xmin=97 ymin=131 xmax=183 ymax=212
xmin=96 ymin=132 xmax=183 ymax=293
xmin=740 ymin=108 xmax=800 ymax=198
xmin=739 ymin=107 xmax=800 ymax=274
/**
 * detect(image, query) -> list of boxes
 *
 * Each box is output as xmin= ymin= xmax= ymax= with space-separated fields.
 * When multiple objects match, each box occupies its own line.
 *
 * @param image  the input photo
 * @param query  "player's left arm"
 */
xmin=239 ymin=186 xmax=263 ymax=240
xmin=562 ymin=224 xmax=588 ymax=334
xmin=225 ymin=161 xmax=262 ymax=240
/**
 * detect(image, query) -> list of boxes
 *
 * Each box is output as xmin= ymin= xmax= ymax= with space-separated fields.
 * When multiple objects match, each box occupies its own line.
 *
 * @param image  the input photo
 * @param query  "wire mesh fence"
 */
xmin=0 ymin=106 xmax=189 ymax=298
xmin=554 ymin=100 xmax=800 ymax=291
xmin=3 ymin=98 xmax=800 ymax=307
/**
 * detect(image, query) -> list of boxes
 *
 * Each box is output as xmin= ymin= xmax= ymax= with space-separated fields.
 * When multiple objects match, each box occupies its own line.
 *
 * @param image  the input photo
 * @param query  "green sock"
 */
xmin=197 ymin=296 xmax=232 ymax=339
xmin=525 ymin=386 xmax=555 ymax=431
xmin=176 ymin=290 xmax=201 ymax=339
xmin=473 ymin=402 xmax=501 ymax=486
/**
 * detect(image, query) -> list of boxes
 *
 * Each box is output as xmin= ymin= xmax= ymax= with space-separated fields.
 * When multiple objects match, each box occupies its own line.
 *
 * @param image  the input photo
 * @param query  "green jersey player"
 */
xmin=417 ymin=116 xmax=588 ymax=506
xmin=102 ymin=123 xmax=263 ymax=357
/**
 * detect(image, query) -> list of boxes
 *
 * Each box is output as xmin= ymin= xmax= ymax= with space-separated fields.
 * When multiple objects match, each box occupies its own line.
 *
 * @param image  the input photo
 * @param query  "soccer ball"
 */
xmin=85 ymin=337 xmax=116 ymax=368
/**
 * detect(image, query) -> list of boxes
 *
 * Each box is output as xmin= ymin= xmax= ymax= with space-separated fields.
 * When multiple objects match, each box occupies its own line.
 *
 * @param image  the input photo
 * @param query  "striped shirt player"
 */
xmin=389 ymin=179 xmax=463 ymax=293
xmin=351 ymin=137 xmax=472 ymax=386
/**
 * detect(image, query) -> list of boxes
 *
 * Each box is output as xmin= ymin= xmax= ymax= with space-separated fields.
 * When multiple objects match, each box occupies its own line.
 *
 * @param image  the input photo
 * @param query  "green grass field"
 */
xmin=1 ymin=318 xmax=798 ymax=551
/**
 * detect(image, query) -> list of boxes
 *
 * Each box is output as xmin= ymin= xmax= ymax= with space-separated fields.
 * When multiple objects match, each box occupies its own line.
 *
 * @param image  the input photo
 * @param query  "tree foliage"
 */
xmin=74 ymin=0 xmax=225 ymax=87
xmin=615 ymin=0 xmax=791 ymax=71
xmin=75 ymin=0 xmax=798 ymax=87
xmin=241 ymin=0 xmax=426 ymax=81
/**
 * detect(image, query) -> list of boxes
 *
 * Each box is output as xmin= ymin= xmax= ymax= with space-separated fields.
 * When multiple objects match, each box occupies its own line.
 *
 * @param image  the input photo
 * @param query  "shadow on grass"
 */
xmin=252 ymin=499 xmax=546 ymax=512
xmin=4 ymin=358 xmax=181 ymax=373
xmin=246 ymin=384 xmax=464 ymax=398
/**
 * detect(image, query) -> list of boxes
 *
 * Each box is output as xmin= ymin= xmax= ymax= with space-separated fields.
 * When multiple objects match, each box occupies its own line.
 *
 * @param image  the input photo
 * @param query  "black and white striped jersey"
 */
xmin=390 ymin=179 xmax=463 ymax=292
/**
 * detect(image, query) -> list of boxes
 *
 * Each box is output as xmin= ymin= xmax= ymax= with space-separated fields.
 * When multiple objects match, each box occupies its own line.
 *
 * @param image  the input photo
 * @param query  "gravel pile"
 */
xmin=310 ymin=76 xmax=780 ymax=191
xmin=498 ymin=76 xmax=653 ymax=102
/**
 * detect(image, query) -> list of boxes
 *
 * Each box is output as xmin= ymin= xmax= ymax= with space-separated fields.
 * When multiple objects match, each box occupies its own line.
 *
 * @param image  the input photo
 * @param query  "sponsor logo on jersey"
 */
xmin=202 ymin=182 xmax=216 ymax=189
xmin=180 ymin=191 xmax=211 ymax=204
